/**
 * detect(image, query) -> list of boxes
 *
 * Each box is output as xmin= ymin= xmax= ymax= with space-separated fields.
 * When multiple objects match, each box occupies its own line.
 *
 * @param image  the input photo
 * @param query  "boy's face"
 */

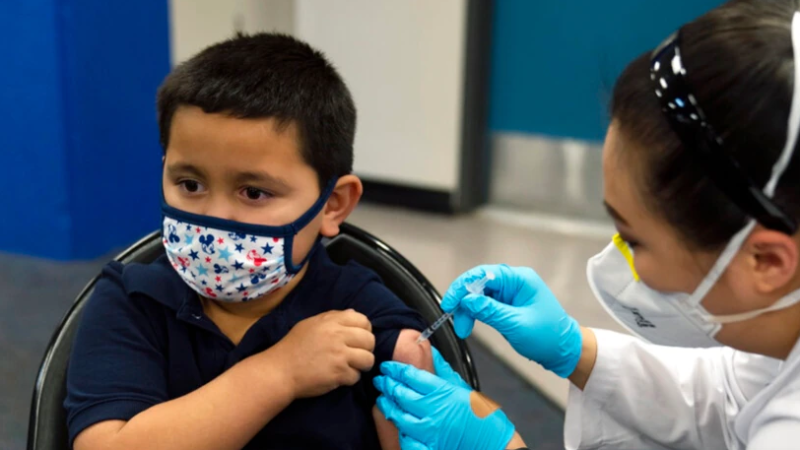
xmin=162 ymin=106 xmax=358 ymax=266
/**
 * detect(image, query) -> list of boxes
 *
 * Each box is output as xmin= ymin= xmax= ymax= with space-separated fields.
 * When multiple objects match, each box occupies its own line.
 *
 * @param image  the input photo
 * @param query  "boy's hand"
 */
xmin=272 ymin=309 xmax=376 ymax=398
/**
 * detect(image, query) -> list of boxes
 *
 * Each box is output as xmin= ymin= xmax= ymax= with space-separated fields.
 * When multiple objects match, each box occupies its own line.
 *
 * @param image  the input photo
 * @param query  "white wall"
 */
xmin=294 ymin=0 xmax=467 ymax=191
xmin=168 ymin=0 xmax=294 ymax=65
xmin=168 ymin=0 xmax=467 ymax=192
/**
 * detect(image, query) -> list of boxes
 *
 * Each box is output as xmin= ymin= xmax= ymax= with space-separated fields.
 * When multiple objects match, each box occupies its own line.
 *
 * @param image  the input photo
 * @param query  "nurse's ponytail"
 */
xmin=611 ymin=0 xmax=800 ymax=251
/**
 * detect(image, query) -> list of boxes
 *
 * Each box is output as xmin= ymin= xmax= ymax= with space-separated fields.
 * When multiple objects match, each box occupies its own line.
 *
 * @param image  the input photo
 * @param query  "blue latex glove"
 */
xmin=442 ymin=264 xmax=582 ymax=378
xmin=374 ymin=347 xmax=515 ymax=450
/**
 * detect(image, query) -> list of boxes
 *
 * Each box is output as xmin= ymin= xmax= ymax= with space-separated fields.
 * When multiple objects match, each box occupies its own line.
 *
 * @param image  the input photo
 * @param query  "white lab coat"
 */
xmin=564 ymin=329 xmax=800 ymax=450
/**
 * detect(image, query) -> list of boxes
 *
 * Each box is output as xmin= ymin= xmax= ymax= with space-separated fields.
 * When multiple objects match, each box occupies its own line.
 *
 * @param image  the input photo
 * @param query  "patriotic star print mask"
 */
xmin=161 ymin=181 xmax=336 ymax=302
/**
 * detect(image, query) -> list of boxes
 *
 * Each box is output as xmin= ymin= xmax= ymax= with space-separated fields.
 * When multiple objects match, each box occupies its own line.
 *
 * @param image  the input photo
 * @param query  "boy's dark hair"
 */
xmin=157 ymin=33 xmax=356 ymax=189
xmin=611 ymin=0 xmax=800 ymax=251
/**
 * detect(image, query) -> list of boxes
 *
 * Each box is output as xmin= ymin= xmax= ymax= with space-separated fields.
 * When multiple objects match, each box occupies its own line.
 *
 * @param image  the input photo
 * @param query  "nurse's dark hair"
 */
xmin=156 ymin=33 xmax=356 ymax=189
xmin=611 ymin=0 xmax=800 ymax=251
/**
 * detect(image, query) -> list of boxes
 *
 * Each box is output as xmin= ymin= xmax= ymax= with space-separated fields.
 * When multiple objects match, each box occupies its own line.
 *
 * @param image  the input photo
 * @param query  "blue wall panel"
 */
xmin=60 ymin=0 xmax=170 ymax=259
xmin=0 ymin=0 xmax=169 ymax=260
xmin=489 ymin=0 xmax=725 ymax=142
xmin=0 ymin=0 xmax=71 ymax=258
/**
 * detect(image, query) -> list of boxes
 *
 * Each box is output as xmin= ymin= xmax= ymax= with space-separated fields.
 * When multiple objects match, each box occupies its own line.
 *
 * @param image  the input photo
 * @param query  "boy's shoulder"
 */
xmin=90 ymin=244 xmax=425 ymax=331
xmin=301 ymin=247 xmax=425 ymax=332
xmin=84 ymin=255 xmax=193 ymax=323
xmin=306 ymin=245 xmax=382 ymax=296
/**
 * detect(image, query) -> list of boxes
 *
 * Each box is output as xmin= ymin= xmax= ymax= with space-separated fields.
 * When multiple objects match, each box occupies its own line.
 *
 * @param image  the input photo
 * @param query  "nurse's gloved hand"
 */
xmin=442 ymin=264 xmax=582 ymax=378
xmin=374 ymin=348 xmax=516 ymax=450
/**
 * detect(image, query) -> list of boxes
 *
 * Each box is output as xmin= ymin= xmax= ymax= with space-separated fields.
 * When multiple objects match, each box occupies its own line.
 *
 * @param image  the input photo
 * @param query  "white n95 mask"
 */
xmin=587 ymin=234 xmax=800 ymax=348
xmin=161 ymin=181 xmax=335 ymax=303
xmin=587 ymin=236 xmax=723 ymax=348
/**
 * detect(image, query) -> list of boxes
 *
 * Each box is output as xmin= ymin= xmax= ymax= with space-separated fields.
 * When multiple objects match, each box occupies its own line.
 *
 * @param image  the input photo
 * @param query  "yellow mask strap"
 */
xmin=612 ymin=233 xmax=640 ymax=281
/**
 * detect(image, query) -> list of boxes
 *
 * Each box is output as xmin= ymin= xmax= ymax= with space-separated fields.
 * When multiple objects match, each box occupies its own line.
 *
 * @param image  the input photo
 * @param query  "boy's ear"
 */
xmin=320 ymin=175 xmax=363 ymax=237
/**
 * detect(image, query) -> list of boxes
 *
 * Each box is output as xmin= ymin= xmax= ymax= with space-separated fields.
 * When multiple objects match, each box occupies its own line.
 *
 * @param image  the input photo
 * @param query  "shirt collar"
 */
xmin=122 ymin=254 xmax=195 ymax=311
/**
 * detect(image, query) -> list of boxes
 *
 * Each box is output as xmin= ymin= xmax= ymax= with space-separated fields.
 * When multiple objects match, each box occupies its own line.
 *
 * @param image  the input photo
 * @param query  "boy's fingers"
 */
xmin=335 ymin=309 xmax=372 ymax=332
xmin=346 ymin=348 xmax=375 ymax=372
xmin=343 ymin=327 xmax=376 ymax=352
xmin=341 ymin=367 xmax=362 ymax=386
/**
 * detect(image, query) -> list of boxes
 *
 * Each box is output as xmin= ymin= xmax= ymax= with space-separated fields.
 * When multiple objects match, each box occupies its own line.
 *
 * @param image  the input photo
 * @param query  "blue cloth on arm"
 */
xmin=64 ymin=246 xmax=426 ymax=449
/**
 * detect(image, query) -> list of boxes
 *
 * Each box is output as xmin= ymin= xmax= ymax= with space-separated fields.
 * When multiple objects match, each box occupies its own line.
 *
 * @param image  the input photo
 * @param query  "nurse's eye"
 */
xmin=624 ymin=238 xmax=640 ymax=249
xmin=241 ymin=187 xmax=273 ymax=202
xmin=178 ymin=180 xmax=206 ymax=194
xmin=618 ymin=232 xmax=640 ymax=249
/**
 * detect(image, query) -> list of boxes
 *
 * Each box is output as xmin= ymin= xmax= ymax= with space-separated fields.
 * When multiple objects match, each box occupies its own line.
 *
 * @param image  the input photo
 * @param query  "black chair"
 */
xmin=27 ymin=222 xmax=479 ymax=450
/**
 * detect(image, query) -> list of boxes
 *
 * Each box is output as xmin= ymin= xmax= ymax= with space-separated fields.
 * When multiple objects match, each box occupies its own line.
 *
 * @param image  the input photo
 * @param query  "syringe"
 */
xmin=416 ymin=270 xmax=495 ymax=344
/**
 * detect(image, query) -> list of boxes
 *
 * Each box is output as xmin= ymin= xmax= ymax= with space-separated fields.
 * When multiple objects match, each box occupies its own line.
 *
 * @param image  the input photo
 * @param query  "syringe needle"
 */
xmin=416 ymin=270 xmax=495 ymax=344
xmin=415 ymin=311 xmax=453 ymax=343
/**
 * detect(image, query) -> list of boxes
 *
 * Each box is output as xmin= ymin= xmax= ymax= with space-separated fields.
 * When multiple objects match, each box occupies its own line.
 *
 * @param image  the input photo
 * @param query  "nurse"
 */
xmin=373 ymin=1 xmax=800 ymax=449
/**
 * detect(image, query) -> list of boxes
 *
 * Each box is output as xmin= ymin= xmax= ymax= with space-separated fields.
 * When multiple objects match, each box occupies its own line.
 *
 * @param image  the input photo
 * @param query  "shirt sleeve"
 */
xmin=344 ymin=277 xmax=427 ymax=404
xmin=747 ymin=389 xmax=800 ymax=450
xmin=64 ymin=262 xmax=169 ymax=446
xmin=564 ymin=329 xmax=776 ymax=450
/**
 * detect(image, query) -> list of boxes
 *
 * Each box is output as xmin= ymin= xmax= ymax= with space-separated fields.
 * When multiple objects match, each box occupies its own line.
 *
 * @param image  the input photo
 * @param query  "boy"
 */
xmin=65 ymin=33 xmax=432 ymax=450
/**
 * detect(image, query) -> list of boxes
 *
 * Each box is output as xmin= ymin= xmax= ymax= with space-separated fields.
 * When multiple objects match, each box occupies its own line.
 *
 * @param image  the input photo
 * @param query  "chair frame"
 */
xmin=27 ymin=222 xmax=478 ymax=450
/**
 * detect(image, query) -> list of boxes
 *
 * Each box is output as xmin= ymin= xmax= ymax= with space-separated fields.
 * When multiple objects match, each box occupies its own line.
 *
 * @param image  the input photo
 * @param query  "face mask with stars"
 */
xmin=160 ymin=181 xmax=336 ymax=303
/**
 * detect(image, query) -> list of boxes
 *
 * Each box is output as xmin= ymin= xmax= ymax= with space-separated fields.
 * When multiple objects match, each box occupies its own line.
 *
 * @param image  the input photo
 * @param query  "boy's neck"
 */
xmin=201 ymin=263 xmax=310 ymax=321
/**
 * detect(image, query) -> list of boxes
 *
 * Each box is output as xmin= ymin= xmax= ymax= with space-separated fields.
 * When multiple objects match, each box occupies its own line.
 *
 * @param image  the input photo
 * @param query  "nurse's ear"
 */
xmin=744 ymin=229 xmax=800 ymax=295
xmin=319 ymin=175 xmax=363 ymax=238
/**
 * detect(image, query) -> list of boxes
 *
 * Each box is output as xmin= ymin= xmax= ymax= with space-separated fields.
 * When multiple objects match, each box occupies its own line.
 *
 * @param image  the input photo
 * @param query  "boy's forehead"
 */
xmin=165 ymin=106 xmax=317 ymax=187
xmin=169 ymin=107 xmax=304 ymax=163
xmin=171 ymin=106 xmax=298 ymax=142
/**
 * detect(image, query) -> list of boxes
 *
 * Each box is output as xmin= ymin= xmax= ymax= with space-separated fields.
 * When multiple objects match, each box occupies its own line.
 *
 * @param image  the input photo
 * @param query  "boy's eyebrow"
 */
xmin=166 ymin=162 xmax=205 ymax=178
xmin=234 ymin=170 xmax=291 ymax=190
xmin=166 ymin=163 xmax=292 ymax=190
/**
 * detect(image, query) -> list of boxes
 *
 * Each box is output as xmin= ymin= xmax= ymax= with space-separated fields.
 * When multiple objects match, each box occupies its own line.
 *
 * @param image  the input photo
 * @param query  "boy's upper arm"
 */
xmin=346 ymin=277 xmax=428 ymax=368
xmin=392 ymin=329 xmax=433 ymax=371
xmin=372 ymin=334 xmax=433 ymax=450
xmin=344 ymin=276 xmax=434 ymax=408
xmin=65 ymin=262 xmax=169 ymax=446
xmin=371 ymin=317 xmax=433 ymax=450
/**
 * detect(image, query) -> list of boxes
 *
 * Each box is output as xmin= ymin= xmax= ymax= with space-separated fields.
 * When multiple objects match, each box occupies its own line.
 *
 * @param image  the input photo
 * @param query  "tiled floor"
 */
xmin=0 ymin=203 xmax=625 ymax=449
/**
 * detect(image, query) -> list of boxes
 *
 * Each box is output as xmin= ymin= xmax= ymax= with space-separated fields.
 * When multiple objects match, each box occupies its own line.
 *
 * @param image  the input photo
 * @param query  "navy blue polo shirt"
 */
xmin=65 ymin=245 xmax=426 ymax=449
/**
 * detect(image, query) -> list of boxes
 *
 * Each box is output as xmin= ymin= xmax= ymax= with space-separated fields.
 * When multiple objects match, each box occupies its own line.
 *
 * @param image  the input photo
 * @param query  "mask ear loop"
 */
xmin=689 ymin=12 xmax=800 ymax=314
xmin=283 ymin=179 xmax=338 ymax=274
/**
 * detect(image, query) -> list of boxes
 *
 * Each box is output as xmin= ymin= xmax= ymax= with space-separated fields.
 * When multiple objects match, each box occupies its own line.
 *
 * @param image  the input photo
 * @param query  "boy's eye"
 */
xmin=242 ymin=187 xmax=272 ymax=201
xmin=178 ymin=180 xmax=205 ymax=194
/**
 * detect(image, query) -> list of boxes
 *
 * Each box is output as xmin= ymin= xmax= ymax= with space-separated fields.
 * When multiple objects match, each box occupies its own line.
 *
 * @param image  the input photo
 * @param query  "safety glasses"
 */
xmin=650 ymin=31 xmax=797 ymax=234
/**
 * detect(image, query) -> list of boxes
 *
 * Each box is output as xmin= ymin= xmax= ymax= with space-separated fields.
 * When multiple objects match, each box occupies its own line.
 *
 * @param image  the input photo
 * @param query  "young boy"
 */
xmin=65 ymin=33 xmax=432 ymax=450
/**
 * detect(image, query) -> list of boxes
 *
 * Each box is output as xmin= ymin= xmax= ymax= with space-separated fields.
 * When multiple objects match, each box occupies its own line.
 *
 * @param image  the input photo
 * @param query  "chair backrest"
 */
xmin=27 ymin=222 xmax=478 ymax=450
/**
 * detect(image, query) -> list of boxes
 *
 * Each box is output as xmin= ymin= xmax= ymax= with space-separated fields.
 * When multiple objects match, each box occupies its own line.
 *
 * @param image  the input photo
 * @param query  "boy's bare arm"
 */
xmin=75 ymin=310 xmax=375 ymax=450
xmin=372 ymin=330 xmax=527 ymax=450
xmin=374 ymin=329 xmax=433 ymax=450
